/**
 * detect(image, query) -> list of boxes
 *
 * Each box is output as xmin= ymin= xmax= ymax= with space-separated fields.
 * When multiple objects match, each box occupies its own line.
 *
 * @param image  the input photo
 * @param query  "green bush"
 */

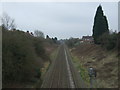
xmin=33 ymin=38 xmax=47 ymax=60
xmin=2 ymin=28 xmax=48 ymax=86
xmin=98 ymin=32 xmax=118 ymax=50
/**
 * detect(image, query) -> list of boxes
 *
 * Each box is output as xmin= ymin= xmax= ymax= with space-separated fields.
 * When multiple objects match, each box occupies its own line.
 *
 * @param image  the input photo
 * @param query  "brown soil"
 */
xmin=71 ymin=43 xmax=118 ymax=88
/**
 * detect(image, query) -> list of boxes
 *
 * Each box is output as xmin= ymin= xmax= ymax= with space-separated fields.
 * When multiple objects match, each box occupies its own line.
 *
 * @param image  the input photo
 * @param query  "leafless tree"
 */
xmin=1 ymin=13 xmax=16 ymax=30
xmin=34 ymin=30 xmax=44 ymax=38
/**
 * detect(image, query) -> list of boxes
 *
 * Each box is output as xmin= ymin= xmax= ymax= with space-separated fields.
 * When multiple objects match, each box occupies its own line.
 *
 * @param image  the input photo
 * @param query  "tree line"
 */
xmin=1 ymin=13 xmax=58 ymax=87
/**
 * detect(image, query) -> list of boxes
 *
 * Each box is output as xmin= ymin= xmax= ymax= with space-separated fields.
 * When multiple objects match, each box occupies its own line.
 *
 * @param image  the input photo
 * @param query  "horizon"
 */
xmin=1 ymin=2 xmax=118 ymax=39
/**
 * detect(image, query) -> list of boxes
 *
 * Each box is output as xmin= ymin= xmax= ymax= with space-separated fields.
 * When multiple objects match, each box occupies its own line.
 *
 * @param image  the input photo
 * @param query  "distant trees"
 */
xmin=54 ymin=37 xmax=57 ymax=41
xmin=46 ymin=35 xmax=50 ymax=39
xmin=1 ymin=13 xmax=16 ymax=30
xmin=65 ymin=38 xmax=80 ymax=48
xmin=92 ymin=5 xmax=109 ymax=44
xmin=52 ymin=37 xmax=58 ymax=43
xmin=45 ymin=35 xmax=59 ymax=44
xmin=34 ymin=30 xmax=45 ymax=38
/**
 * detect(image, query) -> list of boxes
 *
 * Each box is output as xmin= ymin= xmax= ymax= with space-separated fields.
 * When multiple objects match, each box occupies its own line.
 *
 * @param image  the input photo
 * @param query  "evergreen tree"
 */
xmin=92 ymin=5 xmax=109 ymax=44
xmin=46 ymin=35 xmax=50 ymax=39
xmin=54 ymin=37 xmax=57 ymax=41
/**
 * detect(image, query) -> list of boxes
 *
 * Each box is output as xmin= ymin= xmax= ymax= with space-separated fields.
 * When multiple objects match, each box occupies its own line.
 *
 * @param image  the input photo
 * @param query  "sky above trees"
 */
xmin=1 ymin=2 xmax=118 ymax=39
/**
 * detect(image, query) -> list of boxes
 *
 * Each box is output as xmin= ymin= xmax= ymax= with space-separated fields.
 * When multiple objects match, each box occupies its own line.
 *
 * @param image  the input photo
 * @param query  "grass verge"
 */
xmin=71 ymin=53 xmax=90 ymax=86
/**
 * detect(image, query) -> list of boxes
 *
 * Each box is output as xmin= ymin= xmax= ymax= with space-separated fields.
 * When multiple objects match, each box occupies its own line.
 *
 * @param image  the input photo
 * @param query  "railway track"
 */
xmin=49 ymin=47 xmax=62 ymax=88
xmin=41 ymin=44 xmax=86 ymax=88
xmin=65 ymin=45 xmax=86 ymax=88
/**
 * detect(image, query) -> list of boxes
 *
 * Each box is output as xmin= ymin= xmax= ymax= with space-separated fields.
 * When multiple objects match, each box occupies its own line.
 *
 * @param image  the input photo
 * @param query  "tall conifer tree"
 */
xmin=92 ymin=5 xmax=109 ymax=44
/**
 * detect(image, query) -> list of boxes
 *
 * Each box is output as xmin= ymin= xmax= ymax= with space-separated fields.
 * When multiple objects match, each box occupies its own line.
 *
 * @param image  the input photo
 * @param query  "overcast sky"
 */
xmin=1 ymin=2 xmax=118 ymax=39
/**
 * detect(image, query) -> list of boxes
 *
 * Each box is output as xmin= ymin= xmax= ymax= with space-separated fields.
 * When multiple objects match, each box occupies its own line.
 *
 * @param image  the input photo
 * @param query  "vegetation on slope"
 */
xmin=71 ymin=55 xmax=90 ymax=84
xmin=70 ymin=43 xmax=118 ymax=88
xmin=2 ymin=27 xmax=58 ymax=88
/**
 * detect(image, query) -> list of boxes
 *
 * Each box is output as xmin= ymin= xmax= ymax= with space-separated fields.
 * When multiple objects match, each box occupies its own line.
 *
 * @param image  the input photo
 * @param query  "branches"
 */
xmin=34 ymin=30 xmax=45 ymax=38
xmin=1 ymin=13 xmax=16 ymax=30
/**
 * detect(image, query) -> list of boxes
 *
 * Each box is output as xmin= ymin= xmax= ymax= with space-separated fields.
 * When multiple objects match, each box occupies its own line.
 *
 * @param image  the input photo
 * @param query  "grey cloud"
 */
xmin=2 ymin=2 xmax=118 ymax=39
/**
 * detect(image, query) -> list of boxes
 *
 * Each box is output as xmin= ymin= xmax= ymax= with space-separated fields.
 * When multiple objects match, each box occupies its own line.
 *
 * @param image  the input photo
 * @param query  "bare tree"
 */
xmin=1 ymin=13 xmax=16 ymax=30
xmin=34 ymin=30 xmax=45 ymax=38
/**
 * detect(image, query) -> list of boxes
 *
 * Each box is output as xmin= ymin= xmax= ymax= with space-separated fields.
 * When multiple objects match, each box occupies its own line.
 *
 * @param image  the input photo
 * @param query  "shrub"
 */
xmin=98 ymin=32 xmax=118 ymax=50
xmin=2 ymin=29 xmax=48 ymax=86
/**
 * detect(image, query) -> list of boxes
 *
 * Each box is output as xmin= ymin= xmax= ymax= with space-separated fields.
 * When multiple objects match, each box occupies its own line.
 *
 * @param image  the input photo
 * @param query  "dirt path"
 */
xmin=41 ymin=44 xmax=86 ymax=88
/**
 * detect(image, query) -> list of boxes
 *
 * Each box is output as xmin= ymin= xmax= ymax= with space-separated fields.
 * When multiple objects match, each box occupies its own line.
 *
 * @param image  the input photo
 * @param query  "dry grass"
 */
xmin=71 ymin=43 xmax=118 ymax=88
